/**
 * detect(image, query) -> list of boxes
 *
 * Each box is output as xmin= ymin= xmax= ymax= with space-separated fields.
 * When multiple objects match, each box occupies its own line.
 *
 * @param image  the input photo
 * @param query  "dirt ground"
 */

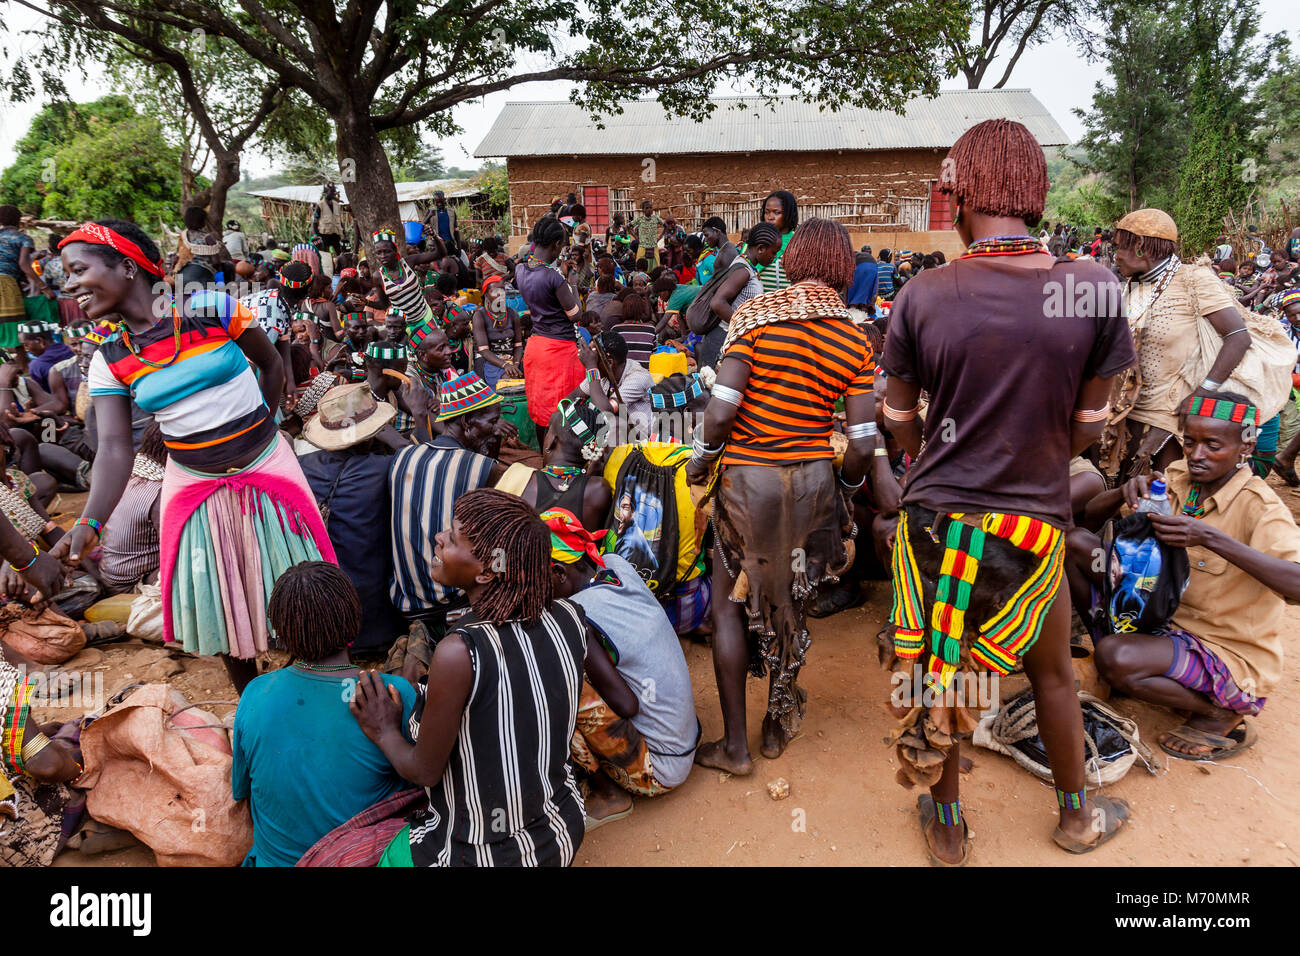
xmin=37 ymin=481 xmax=1300 ymax=868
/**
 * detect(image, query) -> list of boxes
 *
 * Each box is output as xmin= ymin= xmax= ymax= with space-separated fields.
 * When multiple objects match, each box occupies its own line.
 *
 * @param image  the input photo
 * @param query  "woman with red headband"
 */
xmin=52 ymin=219 xmax=336 ymax=693
xmin=470 ymin=275 xmax=522 ymax=389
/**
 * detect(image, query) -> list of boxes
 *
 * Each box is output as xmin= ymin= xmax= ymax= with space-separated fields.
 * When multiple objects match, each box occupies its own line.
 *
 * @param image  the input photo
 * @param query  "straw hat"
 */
xmin=302 ymin=382 xmax=396 ymax=451
xmin=436 ymin=371 xmax=502 ymax=422
xmin=1116 ymin=208 xmax=1178 ymax=242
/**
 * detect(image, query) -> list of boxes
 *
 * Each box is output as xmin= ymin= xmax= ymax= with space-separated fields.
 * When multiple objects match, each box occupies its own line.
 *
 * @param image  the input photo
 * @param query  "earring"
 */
xmin=1136 ymin=247 xmax=1144 ymax=258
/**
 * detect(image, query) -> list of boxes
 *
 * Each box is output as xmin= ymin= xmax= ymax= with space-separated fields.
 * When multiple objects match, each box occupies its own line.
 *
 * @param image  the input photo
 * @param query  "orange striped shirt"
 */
xmin=721 ymin=317 xmax=874 ymax=467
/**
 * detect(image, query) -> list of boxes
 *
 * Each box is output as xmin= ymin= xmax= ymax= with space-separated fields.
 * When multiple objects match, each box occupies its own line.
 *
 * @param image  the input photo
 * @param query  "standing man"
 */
xmin=314 ymin=183 xmax=345 ymax=255
xmin=629 ymin=200 xmax=664 ymax=268
xmin=882 ymin=119 xmax=1136 ymax=864
xmin=425 ymin=190 xmax=459 ymax=249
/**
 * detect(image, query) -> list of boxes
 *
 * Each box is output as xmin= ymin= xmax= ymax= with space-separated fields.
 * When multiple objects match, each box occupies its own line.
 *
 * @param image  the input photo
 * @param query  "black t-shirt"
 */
xmin=883 ymin=256 xmax=1136 ymax=527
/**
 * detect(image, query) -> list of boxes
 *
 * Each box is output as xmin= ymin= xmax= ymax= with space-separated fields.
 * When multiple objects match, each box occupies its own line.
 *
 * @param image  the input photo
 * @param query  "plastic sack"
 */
xmin=125 ymin=583 xmax=165 ymax=642
xmin=1102 ymin=512 xmax=1190 ymax=635
xmin=79 ymin=684 xmax=251 ymax=867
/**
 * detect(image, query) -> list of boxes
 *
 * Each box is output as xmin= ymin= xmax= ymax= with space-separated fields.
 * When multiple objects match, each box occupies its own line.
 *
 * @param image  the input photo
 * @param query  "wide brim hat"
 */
xmin=436 ymin=370 xmax=502 ymax=422
xmin=302 ymin=382 xmax=396 ymax=451
xmin=1116 ymin=208 xmax=1178 ymax=242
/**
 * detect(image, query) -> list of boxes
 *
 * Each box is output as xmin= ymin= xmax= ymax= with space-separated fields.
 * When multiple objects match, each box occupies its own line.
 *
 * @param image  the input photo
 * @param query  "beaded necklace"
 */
xmin=293 ymin=660 xmax=355 ymax=673
xmin=1182 ymin=483 xmax=1209 ymax=518
xmin=961 ymin=235 xmax=1046 ymax=259
xmin=120 ymin=308 xmax=184 ymax=370
xmin=542 ymin=464 xmax=585 ymax=491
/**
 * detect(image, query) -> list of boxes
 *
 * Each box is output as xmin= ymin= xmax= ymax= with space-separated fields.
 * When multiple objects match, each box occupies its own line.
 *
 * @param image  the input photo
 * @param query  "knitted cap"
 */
xmin=436 ymin=370 xmax=502 ymax=422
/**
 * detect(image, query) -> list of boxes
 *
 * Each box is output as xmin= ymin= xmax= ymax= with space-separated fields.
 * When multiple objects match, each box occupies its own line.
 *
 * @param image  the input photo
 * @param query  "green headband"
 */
xmin=365 ymin=342 xmax=403 ymax=361
xmin=558 ymin=398 xmax=599 ymax=457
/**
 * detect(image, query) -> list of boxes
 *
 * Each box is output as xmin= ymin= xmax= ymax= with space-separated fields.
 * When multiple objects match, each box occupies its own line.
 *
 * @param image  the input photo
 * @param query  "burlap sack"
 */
xmin=79 ymin=684 xmax=252 ymax=866
xmin=0 ymin=604 xmax=86 ymax=664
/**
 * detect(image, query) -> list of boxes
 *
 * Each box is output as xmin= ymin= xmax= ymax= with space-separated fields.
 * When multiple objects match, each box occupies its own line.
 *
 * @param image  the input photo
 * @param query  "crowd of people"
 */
xmin=1 ymin=116 xmax=1299 ymax=868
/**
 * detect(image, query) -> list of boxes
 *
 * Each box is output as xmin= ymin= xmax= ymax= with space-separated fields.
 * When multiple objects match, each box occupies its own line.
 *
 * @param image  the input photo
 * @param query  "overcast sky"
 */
xmin=1 ymin=1 xmax=1295 ymax=176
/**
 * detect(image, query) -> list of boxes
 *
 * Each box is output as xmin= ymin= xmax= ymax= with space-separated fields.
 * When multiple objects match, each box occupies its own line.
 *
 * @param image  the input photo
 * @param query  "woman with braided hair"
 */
xmin=350 ymin=488 xmax=587 ymax=866
xmin=685 ymin=217 xmax=877 ymax=772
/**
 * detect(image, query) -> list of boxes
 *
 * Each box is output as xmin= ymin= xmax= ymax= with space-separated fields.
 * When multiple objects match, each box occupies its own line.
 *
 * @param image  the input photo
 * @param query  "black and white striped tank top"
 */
xmin=405 ymin=599 xmax=588 ymax=866
xmin=380 ymin=260 xmax=430 ymax=324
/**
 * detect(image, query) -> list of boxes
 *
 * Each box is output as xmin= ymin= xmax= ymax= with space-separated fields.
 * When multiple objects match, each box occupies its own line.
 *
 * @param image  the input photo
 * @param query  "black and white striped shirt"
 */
xmin=405 ymin=600 xmax=588 ymax=866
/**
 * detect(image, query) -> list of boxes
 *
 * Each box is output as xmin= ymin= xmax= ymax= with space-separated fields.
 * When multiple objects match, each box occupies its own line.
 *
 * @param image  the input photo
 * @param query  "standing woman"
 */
xmin=471 ymin=275 xmax=522 ymax=389
xmin=53 ymin=220 xmax=336 ymax=693
xmin=685 ymin=218 xmax=877 ymax=772
xmin=758 ymin=190 xmax=798 ymax=295
xmin=691 ymin=222 xmax=780 ymax=371
xmin=517 ymin=216 xmax=585 ymax=449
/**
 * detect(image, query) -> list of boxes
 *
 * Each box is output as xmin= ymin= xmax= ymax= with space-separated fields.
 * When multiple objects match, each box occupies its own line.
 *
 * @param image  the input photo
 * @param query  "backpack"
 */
xmin=600 ymin=443 xmax=705 ymax=596
xmin=684 ymin=260 xmax=750 ymax=335
xmin=1100 ymin=513 xmax=1190 ymax=635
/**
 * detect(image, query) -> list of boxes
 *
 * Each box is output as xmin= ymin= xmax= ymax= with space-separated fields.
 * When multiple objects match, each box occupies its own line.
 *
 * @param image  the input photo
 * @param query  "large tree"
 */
xmin=9 ymin=0 xmax=967 ymax=250
xmin=943 ymin=0 xmax=1085 ymax=88
xmin=1071 ymin=1 xmax=1192 ymax=212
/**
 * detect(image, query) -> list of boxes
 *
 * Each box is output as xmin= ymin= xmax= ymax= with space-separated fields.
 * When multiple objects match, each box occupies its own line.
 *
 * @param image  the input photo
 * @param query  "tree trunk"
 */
xmin=336 ymin=108 xmax=404 ymax=258
xmin=205 ymin=151 xmax=241 ymax=234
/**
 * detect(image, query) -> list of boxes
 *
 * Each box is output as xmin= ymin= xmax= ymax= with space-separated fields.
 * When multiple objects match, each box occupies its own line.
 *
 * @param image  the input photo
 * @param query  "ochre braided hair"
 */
xmin=939 ymin=118 xmax=1049 ymax=225
xmin=782 ymin=218 xmax=855 ymax=290
xmin=268 ymin=561 xmax=361 ymax=661
xmin=452 ymin=488 xmax=554 ymax=623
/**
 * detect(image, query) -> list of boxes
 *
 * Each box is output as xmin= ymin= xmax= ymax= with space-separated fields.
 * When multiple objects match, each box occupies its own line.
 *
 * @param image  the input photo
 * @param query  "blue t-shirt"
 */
xmin=0 ymin=228 xmax=34 ymax=281
xmin=232 ymin=666 xmax=417 ymax=867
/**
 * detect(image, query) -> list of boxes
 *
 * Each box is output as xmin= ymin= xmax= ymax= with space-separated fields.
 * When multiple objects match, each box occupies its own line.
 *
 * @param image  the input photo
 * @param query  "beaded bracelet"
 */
xmin=11 ymin=543 xmax=39 ymax=573
xmin=75 ymin=517 xmax=103 ymax=537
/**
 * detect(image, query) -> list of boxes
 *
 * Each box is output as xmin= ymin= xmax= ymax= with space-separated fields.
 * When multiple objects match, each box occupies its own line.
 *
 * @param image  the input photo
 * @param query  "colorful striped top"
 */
xmin=721 ymin=315 xmax=874 ymax=467
xmin=86 ymin=290 xmax=275 ymax=467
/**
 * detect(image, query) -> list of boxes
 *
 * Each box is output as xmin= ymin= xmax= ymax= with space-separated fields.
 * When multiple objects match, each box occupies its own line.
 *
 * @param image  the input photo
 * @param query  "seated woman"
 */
xmin=232 ymin=561 xmax=418 ymax=867
xmin=542 ymin=509 xmax=698 ymax=828
xmin=1073 ymin=391 xmax=1300 ymax=760
xmin=0 ymin=422 xmax=62 ymax=552
xmin=517 ymin=396 xmax=612 ymax=533
xmin=349 ymin=489 xmax=587 ymax=866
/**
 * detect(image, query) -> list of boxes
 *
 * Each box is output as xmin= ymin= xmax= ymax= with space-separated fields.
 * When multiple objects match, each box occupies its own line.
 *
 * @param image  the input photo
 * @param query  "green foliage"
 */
xmin=41 ymin=113 xmax=186 ymax=225
xmin=1255 ymin=35 xmax=1300 ymax=200
xmin=0 ymin=96 xmax=136 ymax=214
xmin=476 ymin=162 xmax=509 ymax=211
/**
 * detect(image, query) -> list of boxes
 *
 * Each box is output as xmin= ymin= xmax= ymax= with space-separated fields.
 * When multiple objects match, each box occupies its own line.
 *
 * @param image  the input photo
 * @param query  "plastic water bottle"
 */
xmin=1135 ymin=478 xmax=1173 ymax=516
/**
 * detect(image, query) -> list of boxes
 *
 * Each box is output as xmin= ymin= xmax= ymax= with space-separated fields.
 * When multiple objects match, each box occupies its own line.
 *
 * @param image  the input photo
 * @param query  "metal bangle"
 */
xmin=873 ymin=446 xmax=889 ymax=457
xmin=844 ymin=421 xmax=878 ymax=440
xmin=1199 ymin=377 xmax=1222 ymax=391
xmin=1220 ymin=328 xmax=1248 ymax=338
xmin=883 ymin=400 xmax=919 ymax=422
xmin=711 ymin=383 xmax=743 ymax=407
xmin=839 ymin=473 xmax=865 ymax=491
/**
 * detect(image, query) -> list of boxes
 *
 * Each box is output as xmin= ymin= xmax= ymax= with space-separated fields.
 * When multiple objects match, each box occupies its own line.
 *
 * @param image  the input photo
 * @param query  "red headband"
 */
xmin=482 ymin=274 xmax=504 ymax=294
xmin=58 ymin=222 xmax=163 ymax=278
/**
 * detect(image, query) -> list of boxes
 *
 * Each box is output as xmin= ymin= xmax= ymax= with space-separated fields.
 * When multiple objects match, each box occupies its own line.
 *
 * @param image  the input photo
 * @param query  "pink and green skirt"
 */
xmin=160 ymin=433 xmax=336 ymax=658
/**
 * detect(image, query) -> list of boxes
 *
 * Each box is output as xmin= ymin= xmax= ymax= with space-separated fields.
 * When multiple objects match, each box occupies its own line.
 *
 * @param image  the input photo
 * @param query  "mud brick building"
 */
xmin=475 ymin=89 xmax=1068 ymax=255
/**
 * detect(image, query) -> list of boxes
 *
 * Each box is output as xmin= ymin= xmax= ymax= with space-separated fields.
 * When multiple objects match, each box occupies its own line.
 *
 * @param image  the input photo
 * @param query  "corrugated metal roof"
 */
xmin=247 ymin=177 xmax=483 ymax=205
xmin=474 ymin=90 xmax=1068 ymax=158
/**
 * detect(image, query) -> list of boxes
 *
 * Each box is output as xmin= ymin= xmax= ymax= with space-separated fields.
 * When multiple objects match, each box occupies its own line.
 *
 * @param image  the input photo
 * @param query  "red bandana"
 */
xmin=58 ymin=222 xmax=163 ymax=278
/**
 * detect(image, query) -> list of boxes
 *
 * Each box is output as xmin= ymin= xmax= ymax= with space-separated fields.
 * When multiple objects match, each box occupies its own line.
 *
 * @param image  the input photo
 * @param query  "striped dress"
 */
xmin=405 ymin=601 xmax=588 ymax=866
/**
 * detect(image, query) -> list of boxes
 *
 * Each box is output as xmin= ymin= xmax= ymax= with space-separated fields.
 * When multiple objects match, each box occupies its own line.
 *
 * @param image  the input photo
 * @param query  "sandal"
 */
xmin=1052 ymin=794 xmax=1130 ymax=854
xmin=1158 ymin=720 xmax=1256 ymax=762
xmin=917 ymin=794 xmax=970 ymax=866
xmin=806 ymin=582 xmax=865 ymax=619
xmin=584 ymin=804 xmax=633 ymax=832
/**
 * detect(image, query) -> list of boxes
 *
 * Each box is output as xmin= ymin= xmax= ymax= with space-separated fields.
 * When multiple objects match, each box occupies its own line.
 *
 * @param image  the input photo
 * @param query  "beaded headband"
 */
xmin=372 ymin=228 xmax=398 ymax=244
xmin=386 ymin=307 xmax=408 ymax=321
xmin=1186 ymin=395 xmax=1258 ymax=426
xmin=279 ymin=264 xmax=313 ymax=290
xmin=365 ymin=342 xmax=403 ymax=361
xmin=16 ymin=323 xmax=45 ymax=336
xmin=650 ymin=373 xmax=704 ymax=410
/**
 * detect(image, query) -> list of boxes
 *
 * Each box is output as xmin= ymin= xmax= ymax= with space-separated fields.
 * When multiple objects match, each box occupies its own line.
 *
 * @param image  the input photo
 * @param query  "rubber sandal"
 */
xmin=584 ymin=804 xmax=632 ymax=832
xmin=917 ymin=793 xmax=970 ymax=866
xmin=1052 ymin=794 xmax=1130 ymax=854
xmin=1158 ymin=721 xmax=1256 ymax=762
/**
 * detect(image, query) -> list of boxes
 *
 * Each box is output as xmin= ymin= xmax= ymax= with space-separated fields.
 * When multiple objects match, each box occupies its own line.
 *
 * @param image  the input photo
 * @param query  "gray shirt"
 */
xmin=570 ymin=554 xmax=698 ymax=787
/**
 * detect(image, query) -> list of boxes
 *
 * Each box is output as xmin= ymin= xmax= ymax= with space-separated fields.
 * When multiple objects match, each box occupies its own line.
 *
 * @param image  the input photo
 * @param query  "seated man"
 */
xmin=232 ymin=562 xmax=418 ymax=867
xmin=542 ymin=509 xmax=699 ymax=828
xmin=1072 ymin=392 xmax=1300 ymax=760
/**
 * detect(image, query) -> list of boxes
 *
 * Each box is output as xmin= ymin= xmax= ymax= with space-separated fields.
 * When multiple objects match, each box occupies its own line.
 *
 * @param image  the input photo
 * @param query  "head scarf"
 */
xmin=58 ymin=222 xmax=163 ymax=278
xmin=540 ymin=508 xmax=605 ymax=567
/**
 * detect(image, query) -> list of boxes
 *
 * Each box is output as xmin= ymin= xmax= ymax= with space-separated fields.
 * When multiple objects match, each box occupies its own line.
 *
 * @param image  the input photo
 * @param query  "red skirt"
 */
xmin=523 ymin=335 xmax=585 ymax=427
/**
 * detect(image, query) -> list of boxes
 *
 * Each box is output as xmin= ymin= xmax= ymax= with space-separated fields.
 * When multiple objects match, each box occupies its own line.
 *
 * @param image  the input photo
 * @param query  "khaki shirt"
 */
xmin=1125 ymin=263 xmax=1237 ymax=434
xmin=1164 ymin=459 xmax=1300 ymax=697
